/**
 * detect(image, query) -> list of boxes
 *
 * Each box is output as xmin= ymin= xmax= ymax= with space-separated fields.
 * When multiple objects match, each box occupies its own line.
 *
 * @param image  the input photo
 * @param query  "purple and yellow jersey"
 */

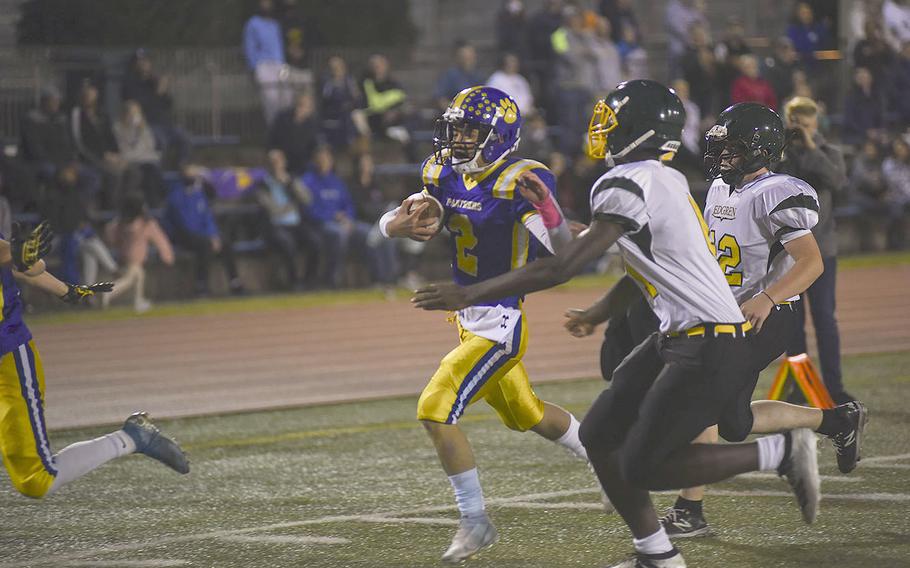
xmin=0 ymin=244 xmax=32 ymax=356
xmin=421 ymin=154 xmax=556 ymax=311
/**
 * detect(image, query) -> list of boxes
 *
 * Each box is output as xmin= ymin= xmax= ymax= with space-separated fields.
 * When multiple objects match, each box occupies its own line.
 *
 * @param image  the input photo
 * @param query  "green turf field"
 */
xmin=1 ymin=350 xmax=908 ymax=568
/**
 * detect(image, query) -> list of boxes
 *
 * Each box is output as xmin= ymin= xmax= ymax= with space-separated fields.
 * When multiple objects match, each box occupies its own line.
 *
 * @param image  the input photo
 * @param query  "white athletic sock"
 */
xmin=633 ymin=526 xmax=674 ymax=555
xmin=47 ymin=430 xmax=136 ymax=494
xmin=448 ymin=468 xmax=485 ymax=519
xmin=756 ymin=434 xmax=786 ymax=472
xmin=555 ymin=414 xmax=588 ymax=461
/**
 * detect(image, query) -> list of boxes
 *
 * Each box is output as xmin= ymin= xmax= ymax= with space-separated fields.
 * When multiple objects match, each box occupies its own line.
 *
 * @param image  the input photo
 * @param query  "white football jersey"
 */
xmin=590 ymin=160 xmax=745 ymax=334
xmin=704 ymin=172 xmax=819 ymax=303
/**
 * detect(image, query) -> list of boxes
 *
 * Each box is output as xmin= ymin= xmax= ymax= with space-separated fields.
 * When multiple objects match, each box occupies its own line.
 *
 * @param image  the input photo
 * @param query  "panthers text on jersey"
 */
xmin=421 ymin=154 xmax=554 ymax=344
xmin=704 ymin=172 xmax=820 ymax=303
xmin=589 ymin=159 xmax=745 ymax=334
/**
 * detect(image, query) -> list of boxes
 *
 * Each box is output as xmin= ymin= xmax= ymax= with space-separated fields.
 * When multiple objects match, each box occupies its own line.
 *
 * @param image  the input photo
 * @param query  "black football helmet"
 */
xmin=704 ymin=102 xmax=785 ymax=187
xmin=587 ymin=80 xmax=686 ymax=165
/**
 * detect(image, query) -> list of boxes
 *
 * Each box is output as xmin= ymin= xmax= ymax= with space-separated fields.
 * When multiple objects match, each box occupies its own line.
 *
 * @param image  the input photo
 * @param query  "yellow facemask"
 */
xmin=586 ymin=99 xmax=620 ymax=160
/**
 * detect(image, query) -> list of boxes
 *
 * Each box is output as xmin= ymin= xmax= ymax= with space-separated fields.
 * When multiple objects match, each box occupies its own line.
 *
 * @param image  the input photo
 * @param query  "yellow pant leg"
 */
xmin=418 ymin=316 xmax=527 ymax=424
xmin=0 ymin=341 xmax=56 ymax=498
xmin=482 ymin=361 xmax=545 ymax=432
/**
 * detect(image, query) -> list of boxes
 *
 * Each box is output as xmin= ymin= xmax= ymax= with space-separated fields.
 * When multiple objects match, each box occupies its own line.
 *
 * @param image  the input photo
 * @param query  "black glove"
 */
xmin=10 ymin=221 xmax=53 ymax=272
xmin=60 ymin=282 xmax=115 ymax=304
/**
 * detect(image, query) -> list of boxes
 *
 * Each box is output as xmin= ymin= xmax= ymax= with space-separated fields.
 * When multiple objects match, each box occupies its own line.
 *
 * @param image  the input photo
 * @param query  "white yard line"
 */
xmin=62 ymin=561 xmax=191 ymax=567
xmin=219 ymin=535 xmax=349 ymax=545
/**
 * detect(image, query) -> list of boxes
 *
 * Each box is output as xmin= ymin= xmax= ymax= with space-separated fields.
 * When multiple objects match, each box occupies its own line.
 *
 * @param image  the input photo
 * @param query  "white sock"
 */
xmin=448 ymin=468 xmax=485 ymax=519
xmin=633 ymin=527 xmax=674 ymax=555
xmin=555 ymin=414 xmax=588 ymax=461
xmin=47 ymin=430 xmax=136 ymax=494
xmin=756 ymin=434 xmax=786 ymax=472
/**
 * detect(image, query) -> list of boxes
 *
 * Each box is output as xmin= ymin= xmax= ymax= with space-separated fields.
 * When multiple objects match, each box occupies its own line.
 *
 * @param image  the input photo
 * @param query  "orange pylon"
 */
xmin=766 ymin=353 xmax=836 ymax=409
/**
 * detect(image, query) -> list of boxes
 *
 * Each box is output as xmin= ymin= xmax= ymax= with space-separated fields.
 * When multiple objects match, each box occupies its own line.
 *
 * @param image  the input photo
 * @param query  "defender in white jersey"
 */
xmin=649 ymin=103 xmax=868 ymax=538
xmin=414 ymin=81 xmax=825 ymax=568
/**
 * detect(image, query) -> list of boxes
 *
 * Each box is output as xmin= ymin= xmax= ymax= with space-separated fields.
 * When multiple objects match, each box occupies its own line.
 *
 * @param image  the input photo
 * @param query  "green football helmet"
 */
xmin=587 ymin=80 xmax=686 ymax=165
xmin=704 ymin=102 xmax=785 ymax=187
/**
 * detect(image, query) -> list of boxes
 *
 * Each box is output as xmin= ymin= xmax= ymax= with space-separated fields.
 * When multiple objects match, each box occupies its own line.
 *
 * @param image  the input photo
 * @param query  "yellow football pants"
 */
xmin=0 ymin=341 xmax=56 ymax=498
xmin=417 ymin=314 xmax=545 ymax=431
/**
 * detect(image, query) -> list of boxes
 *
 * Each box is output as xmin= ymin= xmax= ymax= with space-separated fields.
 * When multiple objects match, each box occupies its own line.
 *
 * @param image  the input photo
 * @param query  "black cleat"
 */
xmin=829 ymin=401 xmax=868 ymax=474
xmin=659 ymin=507 xmax=712 ymax=538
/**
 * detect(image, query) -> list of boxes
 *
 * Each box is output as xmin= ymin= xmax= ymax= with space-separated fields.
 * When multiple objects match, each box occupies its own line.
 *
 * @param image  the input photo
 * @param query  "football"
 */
xmin=404 ymin=193 xmax=443 ymax=232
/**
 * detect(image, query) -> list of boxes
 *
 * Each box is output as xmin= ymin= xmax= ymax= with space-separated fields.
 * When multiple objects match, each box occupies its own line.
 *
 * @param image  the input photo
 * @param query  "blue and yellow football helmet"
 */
xmin=433 ymin=86 xmax=522 ymax=174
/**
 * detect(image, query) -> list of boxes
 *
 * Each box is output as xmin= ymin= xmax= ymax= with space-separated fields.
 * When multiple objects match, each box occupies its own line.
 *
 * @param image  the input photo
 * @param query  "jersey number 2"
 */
xmin=448 ymin=214 xmax=478 ymax=276
xmin=710 ymin=230 xmax=743 ymax=287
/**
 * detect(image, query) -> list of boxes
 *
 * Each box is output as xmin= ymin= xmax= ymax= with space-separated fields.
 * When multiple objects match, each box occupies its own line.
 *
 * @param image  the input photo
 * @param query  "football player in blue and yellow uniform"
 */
xmin=380 ymin=86 xmax=591 ymax=563
xmin=0 ymin=222 xmax=189 ymax=501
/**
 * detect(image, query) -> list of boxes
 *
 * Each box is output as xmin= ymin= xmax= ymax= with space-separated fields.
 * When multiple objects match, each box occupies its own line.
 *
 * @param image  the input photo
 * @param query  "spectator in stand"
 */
xmin=590 ymin=16 xmax=623 ymax=96
xmin=122 ymin=49 xmax=190 ymax=167
xmin=164 ymin=164 xmax=245 ymax=297
xmin=497 ymin=0 xmax=529 ymax=60
xmin=670 ymin=78 xmax=702 ymax=173
xmin=527 ymin=0 xmax=565 ymax=120
xmin=764 ymin=36 xmax=802 ymax=103
xmin=883 ymin=0 xmax=910 ymax=50
xmin=775 ymin=96 xmax=853 ymax=404
xmin=320 ymin=55 xmax=365 ymax=153
xmin=599 ymin=0 xmax=640 ymax=44
xmin=280 ymin=0 xmax=315 ymax=72
xmin=616 ymin=20 xmax=648 ymax=80
xmin=0 ymin=154 xmax=36 ymax=213
xmin=103 ymin=192 xmax=174 ymax=313
xmin=665 ymin=0 xmax=708 ymax=79
xmin=842 ymin=66 xmax=887 ymax=145
xmin=243 ymin=0 xmax=289 ymax=125
xmin=113 ymin=100 xmax=165 ymax=207
xmin=681 ymin=22 xmax=719 ymax=118
xmin=714 ymin=17 xmax=752 ymax=111
xmin=71 ymin=80 xmax=126 ymax=209
xmin=486 ymin=52 xmax=535 ymax=117
xmin=361 ymin=54 xmax=412 ymax=153
xmin=434 ymin=41 xmax=484 ymax=111
xmin=889 ymin=41 xmax=910 ymax=125
xmin=43 ymin=163 xmax=116 ymax=285
xmin=854 ymin=20 xmax=896 ymax=83
xmin=520 ymin=111 xmax=563 ymax=170
xmin=730 ymin=54 xmax=778 ymax=109
xmin=849 ymin=140 xmax=892 ymax=250
xmin=350 ymin=154 xmax=408 ymax=288
xmin=551 ymin=6 xmax=596 ymax=156
xmin=20 ymin=87 xmax=100 ymax=199
xmin=882 ymin=135 xmax=910 ymax=248
xmin=255 ymin=149 xmax=320 ymax=289
xmin=849 ymin=0 xmax=886 ymax=47
xmin=303 ymin=146 xmax=395 ymax=288
xmin=787 ymin=2 xmax=832 ymax=63
xmin=268 ymin=92 xmax=322 ymax=175
xmin=0 ymin=176 xmax=12 ymax=237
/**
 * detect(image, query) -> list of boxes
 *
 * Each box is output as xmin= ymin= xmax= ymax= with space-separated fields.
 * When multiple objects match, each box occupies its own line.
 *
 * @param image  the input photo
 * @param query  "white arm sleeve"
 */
xmin=522 ymin=212 xmax=571 ymax=254
xmin=378 ymin=207 xmax=400 ymax=238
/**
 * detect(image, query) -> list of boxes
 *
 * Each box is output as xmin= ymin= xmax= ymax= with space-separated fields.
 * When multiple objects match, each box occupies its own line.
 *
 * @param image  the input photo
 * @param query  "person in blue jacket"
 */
xmin=164 ymin=164 xmax=245 ymax=296
xmin=303 ymin=146 xmax=397 ymax=288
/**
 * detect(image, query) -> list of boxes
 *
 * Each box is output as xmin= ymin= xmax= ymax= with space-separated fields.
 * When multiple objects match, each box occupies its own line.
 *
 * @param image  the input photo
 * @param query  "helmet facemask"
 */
xmin=588 ymin=96 xmax=677 ymax=167
xmin=587 ymin=99 xmax=621 ymax=162
xmin=704 ymin=126 xmax=769 ymax=188
xmin=433 ymin=108 xmax=495 ymax=175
